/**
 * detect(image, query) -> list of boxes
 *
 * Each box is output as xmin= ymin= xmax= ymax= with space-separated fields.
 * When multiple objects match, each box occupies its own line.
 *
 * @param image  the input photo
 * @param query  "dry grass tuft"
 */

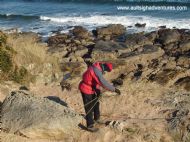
xmin=7 ymin=33 xmax=47 ymax=66
xmin=6 ymin=33 xmax=61 ymax=83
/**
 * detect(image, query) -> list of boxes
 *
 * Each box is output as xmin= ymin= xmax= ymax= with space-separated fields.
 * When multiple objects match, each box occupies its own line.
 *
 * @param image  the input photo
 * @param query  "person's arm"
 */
xmin=93 ymin=67 xmax=115 ymax=92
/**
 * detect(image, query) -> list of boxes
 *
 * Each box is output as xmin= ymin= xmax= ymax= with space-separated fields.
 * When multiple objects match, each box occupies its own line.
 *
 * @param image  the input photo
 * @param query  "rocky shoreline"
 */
xmin=0 ymin=24 xmax=190 ymax=142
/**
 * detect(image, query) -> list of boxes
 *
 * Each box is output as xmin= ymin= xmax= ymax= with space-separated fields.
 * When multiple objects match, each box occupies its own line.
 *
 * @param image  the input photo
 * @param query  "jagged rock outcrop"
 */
xmin=0 ymin=90 xmax=82 ymax=139
xmin=91 ymin=40 xmax=129 ymax=61
xmin=125 ymin=32 xmax=153 ymax=49
xmin=47 ymin=33 xmax=70 ymax=47
xmin=70 ymin=26 xmax=91 ymax=39
xmin=119 ymin=45 xmax=164 ymax=65
xmin=93 ymin=24 xmax=126 ymax=39
xmin=158 ymin=29 xmax=181 ymax=45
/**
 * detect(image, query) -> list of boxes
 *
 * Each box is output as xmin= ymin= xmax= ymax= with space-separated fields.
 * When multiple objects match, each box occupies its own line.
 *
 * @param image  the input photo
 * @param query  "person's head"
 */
xmin=100 ymin=63 xmax=113 ymax=73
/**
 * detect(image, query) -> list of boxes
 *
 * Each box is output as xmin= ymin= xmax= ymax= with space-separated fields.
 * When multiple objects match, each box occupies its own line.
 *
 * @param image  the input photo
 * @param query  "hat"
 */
xmin=102 ymin=63 xmax=113 ymax=72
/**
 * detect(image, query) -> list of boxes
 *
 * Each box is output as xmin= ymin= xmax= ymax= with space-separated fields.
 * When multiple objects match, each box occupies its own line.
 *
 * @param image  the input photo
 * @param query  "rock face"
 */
xmin=94 ymin=24 xmax=126 ymax=38
xmin=0 ymin=90 xmax=82 ymax=139
xmin=70 ymin=26 xmax=90 ymax=39
xmin=158 ymin=29 xmax=181 ymax=45
xmin=125 ymin=32 xmax=153 ymax=48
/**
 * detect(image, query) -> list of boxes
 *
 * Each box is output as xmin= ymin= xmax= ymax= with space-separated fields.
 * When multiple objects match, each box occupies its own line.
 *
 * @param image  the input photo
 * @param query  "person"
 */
xmin=79 ymin=61 xmax=121 ymax=132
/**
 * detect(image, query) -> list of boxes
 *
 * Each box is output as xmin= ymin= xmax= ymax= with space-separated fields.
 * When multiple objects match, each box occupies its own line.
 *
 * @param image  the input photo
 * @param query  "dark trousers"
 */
xmin=81 ymin=91 xmax=100 ymax=127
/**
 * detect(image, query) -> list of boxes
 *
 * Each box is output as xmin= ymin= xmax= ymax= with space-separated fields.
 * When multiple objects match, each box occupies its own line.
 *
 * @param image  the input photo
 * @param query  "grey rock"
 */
xmin=0 ymin=90 xmax=82 ymax=139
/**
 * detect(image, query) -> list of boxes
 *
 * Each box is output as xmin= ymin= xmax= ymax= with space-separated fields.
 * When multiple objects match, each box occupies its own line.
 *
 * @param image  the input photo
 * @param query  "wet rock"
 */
xmin=158 ymin=29 xmax=181 ymax=45
xmin=0 ymin=90 xmax=82 ymax=139
xmin=158 ymin=25 xmax=166 ymax=29
xmin=94 ymin=24 xmax=126 ymax=38
xmin=135 ymin=23 xmax=146 ymax=28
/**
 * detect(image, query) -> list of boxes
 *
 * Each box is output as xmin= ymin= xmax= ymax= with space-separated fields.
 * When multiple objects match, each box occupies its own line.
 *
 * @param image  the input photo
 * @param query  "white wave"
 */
xmin=40 ymin=15 xmax=190 ymax=31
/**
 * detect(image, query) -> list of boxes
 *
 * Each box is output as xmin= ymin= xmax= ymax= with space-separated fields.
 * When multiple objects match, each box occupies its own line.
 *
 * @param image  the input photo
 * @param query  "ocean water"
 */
xmin=0 ymin=0 xmax=189 ymax=37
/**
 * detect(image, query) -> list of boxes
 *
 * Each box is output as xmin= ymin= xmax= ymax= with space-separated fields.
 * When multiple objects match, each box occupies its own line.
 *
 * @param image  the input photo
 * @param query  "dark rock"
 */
xmin=158 ymin=26 xmax=166 ymax=29
xmin=135 ymin=23 xmax=146 ymax=28
xmin=119 ymin=45 xmax=163 ymax=58
xmin=125 ymin=32 xmax=153 ymax=49
xmin=158 ymin=29 xmax=181 ymax=45
xmin=175 ymin=76 xmax=190 ymax=91
xmin=19 ymin=86 xmax=29 ymax=91
xmin=112 ymin=78 xmax=123 ymax=86
xmin=45 ymin=96 xmax=68 ymax=107
xmin=149 ymin=69 xmax=190 ymax=87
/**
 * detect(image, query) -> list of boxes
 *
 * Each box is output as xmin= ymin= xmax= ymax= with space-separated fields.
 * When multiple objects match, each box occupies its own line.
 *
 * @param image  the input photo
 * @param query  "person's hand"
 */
xmin=115 ymin=88 xmax=121 ymax=95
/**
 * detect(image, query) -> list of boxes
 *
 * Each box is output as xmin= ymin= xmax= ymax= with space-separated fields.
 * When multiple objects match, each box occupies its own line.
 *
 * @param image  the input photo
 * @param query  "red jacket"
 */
xmin=79 ymin=62 xmax=115 ymax=95
xmin=79 ymin=62 xmax=102 ymax=94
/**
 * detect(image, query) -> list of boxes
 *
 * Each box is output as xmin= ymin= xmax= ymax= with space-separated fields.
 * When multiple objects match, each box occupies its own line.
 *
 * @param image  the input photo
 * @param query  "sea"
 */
xmin=0 ymin=0 xmax=189 ymax=37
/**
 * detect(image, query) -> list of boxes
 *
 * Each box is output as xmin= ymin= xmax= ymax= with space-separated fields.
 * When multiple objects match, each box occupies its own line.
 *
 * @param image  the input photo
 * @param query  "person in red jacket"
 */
xmin=79 ymin=61 xmax=121 ymax=132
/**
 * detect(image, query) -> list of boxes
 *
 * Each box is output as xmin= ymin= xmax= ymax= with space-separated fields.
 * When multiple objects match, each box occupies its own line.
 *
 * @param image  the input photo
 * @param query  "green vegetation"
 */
xmin=0 ymin=31 xmax=33 ymax=84
xmin=0 ymin=47 xmax=13 ymax=73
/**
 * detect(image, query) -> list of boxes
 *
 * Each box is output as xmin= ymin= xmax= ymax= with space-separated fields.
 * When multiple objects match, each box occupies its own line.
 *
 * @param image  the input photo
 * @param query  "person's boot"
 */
xmin=94 ymin=119 xmax=105 ymax=124
xmin=87 ymin=125 xmax=99 ymax=132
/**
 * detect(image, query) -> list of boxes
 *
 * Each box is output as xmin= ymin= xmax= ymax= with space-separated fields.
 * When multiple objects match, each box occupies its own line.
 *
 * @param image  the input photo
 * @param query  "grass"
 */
xmin=0 ymin=31 xmax=61 ymax=85
xmin=7 ymin=33 xmax=47 ymax=66
xmin=6 ymin=33 xmax=61 ymax=84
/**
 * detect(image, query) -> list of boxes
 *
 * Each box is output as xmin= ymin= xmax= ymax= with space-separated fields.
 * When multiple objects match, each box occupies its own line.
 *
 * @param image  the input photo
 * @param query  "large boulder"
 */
xmin=70 ymin=26 xmax=91 ymax=39
xmin=119 ymin=45 xmax=164 ymax=66
xmin=158 ymin=29 xmax=181 ymax=45
xmin=0 ymin=90 xmax=82 ymax=139
xmin=135 ymin=23 xmax=146 ymax=28
xmin=125 ymin=32 xmax=153 ymax=49
xmin=94 ymin=24 xmax=126 ymax=38
xmin=91 ymin=40 xmax=129 ymax=61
